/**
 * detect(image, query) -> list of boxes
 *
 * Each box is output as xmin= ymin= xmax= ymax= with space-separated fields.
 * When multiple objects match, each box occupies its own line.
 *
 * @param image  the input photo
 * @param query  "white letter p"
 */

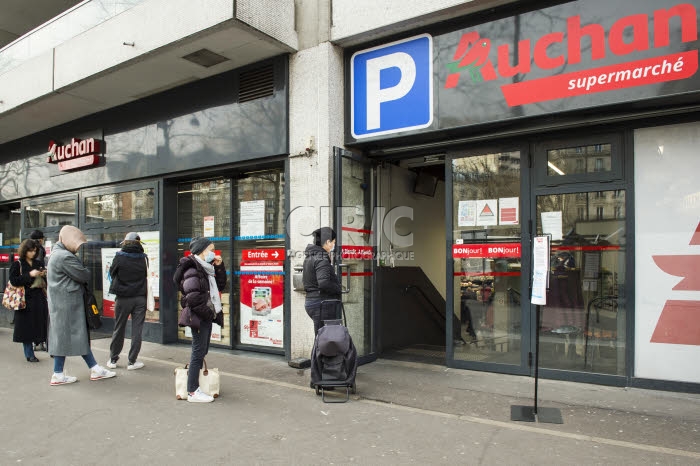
xmin=365 ymin=52 xmax=416 ymax=130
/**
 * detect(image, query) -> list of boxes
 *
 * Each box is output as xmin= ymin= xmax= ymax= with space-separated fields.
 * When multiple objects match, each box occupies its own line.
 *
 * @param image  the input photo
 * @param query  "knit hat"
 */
xmin=189 ymin=236 xmax=213 ymax=255
xmin=30 ymin=230 xmax=44 ymax=240
xmin=312 ymin=227 xmax=336 ymax=246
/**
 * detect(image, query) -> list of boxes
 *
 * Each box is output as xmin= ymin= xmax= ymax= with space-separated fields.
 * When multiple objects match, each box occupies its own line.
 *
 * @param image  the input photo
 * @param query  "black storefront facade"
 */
xmin=344 ymin=0 xmax=700 ymax=391
xmin=0 ymin=57 xmax=291 ymax=357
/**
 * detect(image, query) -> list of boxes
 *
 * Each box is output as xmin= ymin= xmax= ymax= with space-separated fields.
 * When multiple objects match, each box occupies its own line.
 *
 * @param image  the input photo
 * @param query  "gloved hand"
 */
xmin=214 ymin=311 xmax=224 ymax=329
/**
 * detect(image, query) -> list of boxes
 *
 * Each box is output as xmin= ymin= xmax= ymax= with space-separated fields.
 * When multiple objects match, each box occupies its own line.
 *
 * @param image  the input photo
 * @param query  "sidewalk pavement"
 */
xmin=1 ymin=327 xmax=699 ymax=465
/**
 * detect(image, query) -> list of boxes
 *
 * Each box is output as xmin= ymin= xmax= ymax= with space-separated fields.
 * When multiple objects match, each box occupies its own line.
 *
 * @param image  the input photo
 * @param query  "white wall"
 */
xmin=634 ymin=122 xmax=700 ymax=384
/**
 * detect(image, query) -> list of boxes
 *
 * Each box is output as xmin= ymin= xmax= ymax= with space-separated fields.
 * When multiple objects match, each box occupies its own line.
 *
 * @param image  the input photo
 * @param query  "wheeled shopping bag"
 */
xmin=310 ymin=300 xmax=357 ymax=403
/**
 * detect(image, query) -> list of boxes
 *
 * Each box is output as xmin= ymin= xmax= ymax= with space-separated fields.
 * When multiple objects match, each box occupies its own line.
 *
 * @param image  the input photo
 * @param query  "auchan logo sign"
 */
xmin=445 ymin=3 xmax=698 ymax=106
xmin=47 ymin=138 xmax=102 ymax=171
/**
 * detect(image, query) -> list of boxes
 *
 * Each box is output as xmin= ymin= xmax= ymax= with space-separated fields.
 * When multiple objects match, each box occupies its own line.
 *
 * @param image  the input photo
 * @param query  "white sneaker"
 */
xmin=187 ymin=387 xmax=214 ymax=403
xmin=106 ymin=360 xmax=118 ymax=369
xmin=90 ymin=366 xmax=117 ymax=381
xmin=50 ymin=373 xmax=78 ymax=386
xmin=127 ymin=361 xmax=144 ymax=371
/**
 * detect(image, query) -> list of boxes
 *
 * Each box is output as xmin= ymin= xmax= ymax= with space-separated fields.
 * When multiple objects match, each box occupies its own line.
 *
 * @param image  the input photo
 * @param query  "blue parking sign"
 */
xmin=351 ymin=34 xmax=433 ymax=139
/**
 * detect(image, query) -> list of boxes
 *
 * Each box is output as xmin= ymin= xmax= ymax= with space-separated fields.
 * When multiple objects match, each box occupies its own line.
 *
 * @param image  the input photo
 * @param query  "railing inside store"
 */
xmin=0 ymin=0 xmax=145 ymax=76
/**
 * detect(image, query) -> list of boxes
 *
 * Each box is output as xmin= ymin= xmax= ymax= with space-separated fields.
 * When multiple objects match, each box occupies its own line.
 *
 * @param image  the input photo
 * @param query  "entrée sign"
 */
xmin=47 ymin=138 xmax=102 ymax=171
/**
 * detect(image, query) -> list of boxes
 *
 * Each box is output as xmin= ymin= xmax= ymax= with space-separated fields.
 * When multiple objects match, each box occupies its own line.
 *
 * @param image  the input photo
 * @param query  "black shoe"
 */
xmin=26 ymin=356 xmax=39 ymax=362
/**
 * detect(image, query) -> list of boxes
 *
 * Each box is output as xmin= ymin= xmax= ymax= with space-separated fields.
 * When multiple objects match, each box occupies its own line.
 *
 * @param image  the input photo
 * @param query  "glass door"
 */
xmin=532 ymin=135 xmax=628 ymax=378
xmin=333 ymin=147 xmax=376 ymax=363
xmin=450 ymin=150 xmax=527 ymax=372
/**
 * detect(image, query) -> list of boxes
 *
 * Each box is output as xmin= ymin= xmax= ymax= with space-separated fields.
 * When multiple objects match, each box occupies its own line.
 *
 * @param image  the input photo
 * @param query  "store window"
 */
xmin=85 ymin=188 xmax=155 ymax=222
xmin=82 ymin=230 xmax=161 ymax=324
xmin=24 ymin=198 xmax=77 ymax=228
xmin=176 ymin=178 xmax=232 ymax=345
xmin=233 ymin=169 xmax=285 ymax=350
xmin=452 ymin=151 xmax=522 ymax=365
xmin=0 ymin=203 xmax=21 ymax=263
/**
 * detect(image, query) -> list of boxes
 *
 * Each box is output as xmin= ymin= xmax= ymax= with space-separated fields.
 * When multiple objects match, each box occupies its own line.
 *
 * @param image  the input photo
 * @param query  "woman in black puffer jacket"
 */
xmin=173 ymin=237 xmax=227 ymax=403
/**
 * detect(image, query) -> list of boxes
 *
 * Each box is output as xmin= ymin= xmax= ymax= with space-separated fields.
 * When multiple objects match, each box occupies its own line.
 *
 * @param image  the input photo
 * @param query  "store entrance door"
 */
xmin=531 ymin=134 xmax=628 ymax=379
xmin=333 ymin=147 xmax=377 ymax=364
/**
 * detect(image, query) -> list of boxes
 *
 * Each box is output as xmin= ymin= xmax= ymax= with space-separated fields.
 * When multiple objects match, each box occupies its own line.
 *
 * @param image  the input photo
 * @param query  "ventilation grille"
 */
xmin=239 ymin=64 xmax=275 ymax=103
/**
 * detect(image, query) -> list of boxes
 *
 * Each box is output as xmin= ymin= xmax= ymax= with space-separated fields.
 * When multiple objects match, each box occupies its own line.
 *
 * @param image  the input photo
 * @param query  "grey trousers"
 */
xmin=188 ymin=320 xmax=212 ymax=393
xmin=109 ymin=295 xmax=147 ymax=365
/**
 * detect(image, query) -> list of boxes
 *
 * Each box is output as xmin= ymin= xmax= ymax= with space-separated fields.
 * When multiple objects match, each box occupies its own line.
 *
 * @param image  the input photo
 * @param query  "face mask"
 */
xmin=204 ymin=251 xmax=215 ymax=263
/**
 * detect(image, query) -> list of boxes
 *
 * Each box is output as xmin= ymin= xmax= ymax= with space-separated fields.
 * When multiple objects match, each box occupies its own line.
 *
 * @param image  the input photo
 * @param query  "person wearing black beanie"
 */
xmin=173 ymin=236 xmax=227 ymax=403
xmin=302 ymin=227 xmax=341 ymax=335
xmin=189 ymin=236 xmax=213 ymax=256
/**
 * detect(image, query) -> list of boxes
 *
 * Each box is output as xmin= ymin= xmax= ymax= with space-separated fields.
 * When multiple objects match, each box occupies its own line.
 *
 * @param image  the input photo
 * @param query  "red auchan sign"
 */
xmin=242 ymin=248 xmax=285 ymax=261
xmin=445 ymin=3 xmax=698 ymax=106
xmin=452 ymin=243 xmax=521 ymax=259
xmin=47 ymin=138 xmax=102 ymax=171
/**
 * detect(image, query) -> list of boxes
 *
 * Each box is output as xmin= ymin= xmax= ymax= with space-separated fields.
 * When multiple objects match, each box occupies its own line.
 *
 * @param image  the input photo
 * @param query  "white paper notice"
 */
xmin=476 ymin=199 xmax=498 ymax=226
xmin=499 ymin=197 xmax=519 ymax=225
xmin=531 ymin=235 xmax=550 ymax=305
xmin=458 ymin=200 xmax=477 ymax=227
xmin=541 ymin=211 xmax=563 ymax=241
xmin=203 ymin=216 xmax=215 ymax=237
xmin=584 ymin=252 xmax=600 ymax=279
xmin=138 ymin=231 xmax=161 ymax=298
xmin=240 ymin=200 xmax=265 ymax=237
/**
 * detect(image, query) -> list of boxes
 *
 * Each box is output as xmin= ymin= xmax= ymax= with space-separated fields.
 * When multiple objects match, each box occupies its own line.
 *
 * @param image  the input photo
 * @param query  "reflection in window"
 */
xmin=547 ymin=143 xmax=612 ymax=176
xmin=0 ymin=203 xmax=21 ymax=251
xmin=536 ymin=190 xmax=626 ymax=376
xmin=237 ymin=170 xmax=286 ymax=236
xmin=85 ymin=188 xmax=155 ymax=222
xmin=452 ymin=152 xmax=522 ymax=366
xmin=24 ymin=199 xmax=77 ymax=228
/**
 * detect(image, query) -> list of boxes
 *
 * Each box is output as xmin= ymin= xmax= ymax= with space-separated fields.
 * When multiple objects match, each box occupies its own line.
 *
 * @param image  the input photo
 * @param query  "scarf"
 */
xmin=194 ymin=255 xmax=222 ymax=313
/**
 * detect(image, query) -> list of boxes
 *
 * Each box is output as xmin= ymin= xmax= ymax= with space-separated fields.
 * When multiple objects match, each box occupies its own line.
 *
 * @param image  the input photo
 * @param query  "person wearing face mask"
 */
xmin=47 ymin=225 xmax=116 ymax=385
xmin=173 ymin=237 xmax=227 ymax=403
xmin=106 ymin=232 xmax=149 ymax=371
xmin=302 ymin=227 xmax=342 ymax=335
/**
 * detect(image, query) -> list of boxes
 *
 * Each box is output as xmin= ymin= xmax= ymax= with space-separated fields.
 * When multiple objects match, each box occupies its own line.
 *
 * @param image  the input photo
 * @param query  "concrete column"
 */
xmin=288 ymin=40 xmax=344 ymax=358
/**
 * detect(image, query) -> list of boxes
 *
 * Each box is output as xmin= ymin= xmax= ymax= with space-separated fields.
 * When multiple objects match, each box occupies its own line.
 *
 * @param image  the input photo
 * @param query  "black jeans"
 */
xmin=305 ymin=298 xmax=342 ymax=336
xmin=188 ymin=320 xmax=212 ymax=393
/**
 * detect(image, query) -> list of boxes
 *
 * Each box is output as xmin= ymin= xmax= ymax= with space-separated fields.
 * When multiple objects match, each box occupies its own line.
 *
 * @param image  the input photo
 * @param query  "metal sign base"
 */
xmin=511 ymin=405 xmax=563 ymax=424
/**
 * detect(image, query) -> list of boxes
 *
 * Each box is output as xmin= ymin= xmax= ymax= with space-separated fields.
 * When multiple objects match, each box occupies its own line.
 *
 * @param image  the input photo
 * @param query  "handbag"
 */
xmin=83 ymin=284 xmax=103 ymax=330
xmin=174 ymin=359 xmax=220 ymax=400
xmin=2 ymin=261 xmax=26 ymax=311
xmin=146 ymin=258 xmax=155 ymax=312
xmin=30 ymin=275 xmax=46 ymax=289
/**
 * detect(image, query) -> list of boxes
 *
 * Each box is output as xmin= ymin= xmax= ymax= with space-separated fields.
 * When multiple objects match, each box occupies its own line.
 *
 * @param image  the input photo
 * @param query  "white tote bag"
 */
xmin=174 ymin=359 xmax=220 ymax=400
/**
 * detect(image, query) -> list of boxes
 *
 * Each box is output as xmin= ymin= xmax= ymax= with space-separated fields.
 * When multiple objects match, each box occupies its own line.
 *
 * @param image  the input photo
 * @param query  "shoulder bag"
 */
xmin=83 ymin=284 xmax=103 ymax=330
xmin=2 ymin=261 xmax=26 ymax=311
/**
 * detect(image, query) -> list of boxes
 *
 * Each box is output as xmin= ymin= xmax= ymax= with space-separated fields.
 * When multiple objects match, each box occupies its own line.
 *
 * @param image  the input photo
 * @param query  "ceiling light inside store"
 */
xmin=181 ymin=49 xmax=229 ymax=68
xmin=548 ymin=161 xmax=565 ymax=175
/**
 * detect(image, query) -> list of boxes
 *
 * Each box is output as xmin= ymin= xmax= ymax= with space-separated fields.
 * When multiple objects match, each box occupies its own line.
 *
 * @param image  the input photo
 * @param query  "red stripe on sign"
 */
xmin=501 ymin=208 xmax=516 ymax=222
xmin=650 ymin=300 xmax=700 ymax=346
xmin=551 ymin=245 xmax=620 ymax=251
xmin=453 ymin=272 xmax=521 ymax=277
xmin=341 ymin=272 xmax=374 ymax=277
xmin=342 ymin=226 xmax=373 ymax=234
xmin=501 ymin=51 xmax=698 ymax=107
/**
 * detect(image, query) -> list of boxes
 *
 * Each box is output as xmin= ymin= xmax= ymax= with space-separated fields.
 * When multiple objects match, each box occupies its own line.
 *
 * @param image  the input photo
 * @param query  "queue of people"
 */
xmin=6 ymin=226 xmax=343 ymax=403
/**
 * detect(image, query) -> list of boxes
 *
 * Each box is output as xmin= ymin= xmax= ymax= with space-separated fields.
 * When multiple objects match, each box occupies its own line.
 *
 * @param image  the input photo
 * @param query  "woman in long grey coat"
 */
xmin=47 ymin=225 xmax=116 ymax=386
